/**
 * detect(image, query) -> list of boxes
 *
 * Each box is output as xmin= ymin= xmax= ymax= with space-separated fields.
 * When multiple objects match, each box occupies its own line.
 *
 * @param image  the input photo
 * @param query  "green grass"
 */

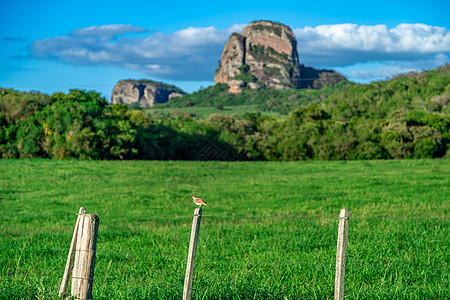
xmin=146 ymin=105 xmax=284 ymax=119
xmin=0 ymin=159 xmax=449 ymax=299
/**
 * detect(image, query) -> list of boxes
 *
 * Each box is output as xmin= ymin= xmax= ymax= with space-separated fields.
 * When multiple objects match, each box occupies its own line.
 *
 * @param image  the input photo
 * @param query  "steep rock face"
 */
xmin=214 ymin=33 xmax=246 ymax=84
xmin=215 ymin=21 xmax=301 ymax=92
xmin=111 ymin=79 xmax=184 ymax=107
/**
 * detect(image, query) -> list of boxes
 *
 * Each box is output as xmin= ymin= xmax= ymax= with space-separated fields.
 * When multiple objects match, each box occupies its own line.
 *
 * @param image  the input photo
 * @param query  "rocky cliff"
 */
xmin=111 ymin=79 xmax=184 ymax=107
xmin=215 ymin=21 xmax=301 ymax=92
xmin=215 ymin=20 xmax=347 ymax=93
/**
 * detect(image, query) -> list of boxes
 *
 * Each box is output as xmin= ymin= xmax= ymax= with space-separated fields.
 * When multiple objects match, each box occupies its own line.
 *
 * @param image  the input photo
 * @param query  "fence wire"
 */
xmin=0 ymin=286 xmax=319 ymax=300
xmin=1 ymin=269 xmax=323 ymax=300
xmin=1 ymin=244 xmax=447 ymax=273
xmin=1 ymin=211 xmax=448 ymax=220
xmin=1 ymin=210 xmax=448 ymax=299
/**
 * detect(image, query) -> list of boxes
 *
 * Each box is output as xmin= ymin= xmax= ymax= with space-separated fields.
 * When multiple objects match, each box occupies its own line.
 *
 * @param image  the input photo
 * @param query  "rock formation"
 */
xmin=215 ymin=20 xmax=347 ymax=93
xmin=111 ymin=79 xmax=184 ymax=107
xmin=215 ymin=20 xmax=301 ymax=92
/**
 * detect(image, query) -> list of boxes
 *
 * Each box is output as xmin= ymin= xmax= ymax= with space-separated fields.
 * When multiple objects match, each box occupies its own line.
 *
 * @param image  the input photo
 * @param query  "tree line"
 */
xmin=1 ymin=65 xmax=449 ymax=160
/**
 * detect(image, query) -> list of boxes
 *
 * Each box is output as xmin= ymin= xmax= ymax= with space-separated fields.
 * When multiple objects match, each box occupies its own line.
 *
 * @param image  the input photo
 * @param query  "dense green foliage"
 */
xmin=154 ymin=80 xmax=351 ymax=114
xmin=1 ymin=65 xmax=449 ymax=160
xmin=0 ymin=89 xmax=235 ymax=160
xmin=1 ymin=159 xmax=448 ymax=299
xmin=160 ymin=64 xmax=351 ymax=111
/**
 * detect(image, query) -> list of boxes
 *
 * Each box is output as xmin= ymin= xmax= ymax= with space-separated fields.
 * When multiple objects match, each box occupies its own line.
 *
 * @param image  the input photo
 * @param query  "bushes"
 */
xmin=0 ymin=89 xmax=242 ymax=160
xmin=1 ymin=65 xmax=449 ymax=161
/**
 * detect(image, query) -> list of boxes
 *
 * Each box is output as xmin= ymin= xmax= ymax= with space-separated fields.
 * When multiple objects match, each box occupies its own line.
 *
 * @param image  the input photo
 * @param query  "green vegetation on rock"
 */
xmin=232 ymin=64 xmax=257 ymax=82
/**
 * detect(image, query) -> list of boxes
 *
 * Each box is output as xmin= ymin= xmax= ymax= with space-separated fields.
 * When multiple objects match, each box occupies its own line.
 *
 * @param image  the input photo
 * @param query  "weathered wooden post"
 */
xmin=71 ymin=212 xmax=100 ymax=299
xmin=59 ymin=207 xmax=99 ymax=299
xmin=59 ymin=207 xmax=86 ymax=297
xmin=183 ymin=207 xmax=203 ymax=300
xmin=334 ymin=208 xmax=349 ymax=300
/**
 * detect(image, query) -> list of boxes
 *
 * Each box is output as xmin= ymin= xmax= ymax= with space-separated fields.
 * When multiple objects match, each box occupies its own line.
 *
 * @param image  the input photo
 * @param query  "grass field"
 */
xmin=146 ymin=105 xmax=284 ymax=119
xmin=0 ymin=159 xmax=449 ymax=299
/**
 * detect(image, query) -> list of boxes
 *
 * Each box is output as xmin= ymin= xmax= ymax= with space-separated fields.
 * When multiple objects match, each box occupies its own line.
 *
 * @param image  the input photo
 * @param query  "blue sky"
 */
xmin=1 ymin=0 xmax=449 ymax=100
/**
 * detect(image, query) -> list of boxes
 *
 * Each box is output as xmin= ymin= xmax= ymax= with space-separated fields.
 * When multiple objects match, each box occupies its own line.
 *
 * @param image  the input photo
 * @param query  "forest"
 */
xmin=1 ymin=65 xmax=449 ymax=160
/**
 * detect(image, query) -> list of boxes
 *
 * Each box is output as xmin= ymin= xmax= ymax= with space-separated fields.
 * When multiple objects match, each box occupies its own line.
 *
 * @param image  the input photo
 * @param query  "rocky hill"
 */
xmin=112 ymin=21 xmax=349 ymax=104
xmin=214 ymin=20 xmax=346 ymax=93
xmin=111 ymin=79 xmax=184 ymax=107
xmin=215 ymin=21 xmax=301 ymax=92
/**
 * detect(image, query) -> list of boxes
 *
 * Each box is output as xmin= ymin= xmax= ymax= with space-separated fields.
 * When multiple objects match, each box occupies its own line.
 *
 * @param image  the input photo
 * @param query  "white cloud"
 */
xmin=31 ymin=24 xmax=240 ymax=80
xmin=294 ymin=23 xmax=450 ymax=67
xmin=72 ymin=24 xmax=146 ymax=37
xmin=29 ymin=23 xmax=450 ymax=82
xmin=295 ymin=23 xmax=450 ymax=53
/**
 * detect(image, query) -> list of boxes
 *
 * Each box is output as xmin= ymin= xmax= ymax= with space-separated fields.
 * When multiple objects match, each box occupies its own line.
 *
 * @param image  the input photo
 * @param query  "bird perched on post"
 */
xmin=192 ymin=196 xmax=210 ymax=208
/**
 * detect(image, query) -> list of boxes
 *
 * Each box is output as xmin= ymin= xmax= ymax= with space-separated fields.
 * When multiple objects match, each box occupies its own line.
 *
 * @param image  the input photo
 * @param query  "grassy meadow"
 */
xmin=146 ymin=105 xmax=284 ymax=119
xmin=0 ymin=159 xmax=449 ymax=299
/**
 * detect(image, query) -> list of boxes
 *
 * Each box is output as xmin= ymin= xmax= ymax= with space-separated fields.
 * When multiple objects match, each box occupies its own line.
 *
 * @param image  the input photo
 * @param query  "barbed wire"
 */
xmin=1 ymin=245 xmax=447 ymax=273
xmin=1 ymin=209 xmax=447 ymax=299
xmin=204 ymin=214 xmax=338 ymax=219
xmin=3 ymin=264 xmax=447 ymax=300
xmin=0 ymin=288 xmax=103 ymax=300
xmin=2 ymin=270 xmax=321 ymax=298
xmin=0 ymin=212 xmax=192 ymax=217
xmin=0 ymin=285 xmax=319 ymax=300
xmin=0 ymin=245 xmax=187 ymax=258
xmin=351 ymin=216 xmax=449 ymax=220
xmin=5 ymin=266 xmax=448 ymax=284
xmin=0 ymin=245 xmax=331 ymax=266
xmin=0 ymin=289 xmax=38 ymax=297
xmin=1 ymin=271 xmax=55 ymax=278
xmin=2 ymin=285 xmax=445 ymax=300
xmin=345 ymin=265 xmax=449 ymax=272
xmin=348 ymin=239 xmax=447 ymax=245
xmin=0 ymin=211 xmax=448 ymax=220
xmin=0 ymin=212 xmax=79 ymax=215
xmin=2 ymin=266 xmax=325 ymax=299
xmin=3 ymin=273 xmax=446 ymax=299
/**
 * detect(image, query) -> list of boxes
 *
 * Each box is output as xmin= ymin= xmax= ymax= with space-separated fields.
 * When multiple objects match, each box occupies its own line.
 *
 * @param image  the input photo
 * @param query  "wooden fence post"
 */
xmin=59 ymin=207 xmax=86 ymax=297
xmin=71 ymin=212 xmax=100 ymax=300
xmin=183 ymin=207 xmax=203 ymax=300
xmin=334 ymin=208 xmax=349 ymax=300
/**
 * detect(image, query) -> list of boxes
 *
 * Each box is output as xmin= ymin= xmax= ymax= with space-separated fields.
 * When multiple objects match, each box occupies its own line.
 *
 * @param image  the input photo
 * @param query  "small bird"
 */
xmin=192 ymin=196 xmax=210 ymax=208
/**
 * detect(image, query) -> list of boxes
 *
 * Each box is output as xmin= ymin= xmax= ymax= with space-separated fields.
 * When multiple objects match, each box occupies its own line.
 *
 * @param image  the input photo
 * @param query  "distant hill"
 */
xmin=325 ymin=64 xmax=450 ymax=121
xmin=154 ymin=80 xmax=353 ymax=115
xmin=390 ymin=64 xmax=450 ymax=80
xmin=155 ymin=64 xmax=449 ymax=115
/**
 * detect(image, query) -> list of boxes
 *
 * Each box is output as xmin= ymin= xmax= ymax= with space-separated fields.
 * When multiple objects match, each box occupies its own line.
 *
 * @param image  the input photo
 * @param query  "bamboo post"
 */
xmin=334 ymin=208 xmax=349 ymax=300
xmin=71 ymin=212 xmax=100 ymax=300
xmin=183 ymin=207 xmax=203 ymax=300
xmin=59 ymin=207 xmax=86 ymax=297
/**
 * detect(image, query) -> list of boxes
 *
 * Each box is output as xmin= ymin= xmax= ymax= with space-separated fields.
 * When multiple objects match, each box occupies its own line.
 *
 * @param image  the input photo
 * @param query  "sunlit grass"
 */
xmin=146 ymin=105 xmax=284 ymax=119
xmin=0 ymin=159 xmax=448 ymax=299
